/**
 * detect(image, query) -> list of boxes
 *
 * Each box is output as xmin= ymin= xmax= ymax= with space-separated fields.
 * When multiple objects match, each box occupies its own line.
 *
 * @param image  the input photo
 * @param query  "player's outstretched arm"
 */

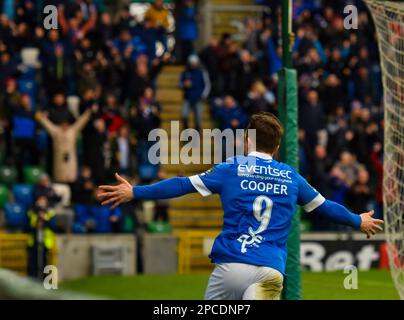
xmin=97 ymin=173 xmax=197 ymax=209
xmin=296 ymin=172 xmax=383 ymax=239
xmin=312 ymin=200 xmax=384 ymax=239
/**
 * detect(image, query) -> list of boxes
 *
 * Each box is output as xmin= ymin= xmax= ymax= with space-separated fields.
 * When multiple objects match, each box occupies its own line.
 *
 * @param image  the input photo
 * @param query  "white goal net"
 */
xmin=365 ymin=0 xmax=404 ymax=300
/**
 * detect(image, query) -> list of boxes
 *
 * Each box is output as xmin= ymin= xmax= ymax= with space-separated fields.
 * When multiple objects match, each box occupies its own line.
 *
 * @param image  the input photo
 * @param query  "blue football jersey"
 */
xmin=189 ymin=151 xmax=325 ymax=274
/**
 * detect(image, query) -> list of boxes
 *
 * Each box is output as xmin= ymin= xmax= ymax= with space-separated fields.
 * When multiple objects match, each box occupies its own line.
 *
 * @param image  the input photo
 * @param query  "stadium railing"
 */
xmin=0 ymin=233 xmax=57 ymax=275
xmin=175 ymin=229 xmax=220 ymax=274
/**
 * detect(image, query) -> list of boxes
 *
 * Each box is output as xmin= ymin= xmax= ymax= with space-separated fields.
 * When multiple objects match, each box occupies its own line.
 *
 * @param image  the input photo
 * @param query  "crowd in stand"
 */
xmin=0 ymin=0 xmax=384 ymax=234
xmin=199 ymin=0 xmax=384 ymax=230
xmin=0 ymin=0 xmax=174 ymax=235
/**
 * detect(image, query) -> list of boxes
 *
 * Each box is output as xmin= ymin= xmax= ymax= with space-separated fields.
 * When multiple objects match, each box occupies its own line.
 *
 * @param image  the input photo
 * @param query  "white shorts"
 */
xmin=204 ymin=263 xmax=284 ymax=300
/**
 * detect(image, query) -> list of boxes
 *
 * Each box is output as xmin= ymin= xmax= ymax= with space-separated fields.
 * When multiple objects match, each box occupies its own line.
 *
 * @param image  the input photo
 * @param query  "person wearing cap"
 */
xmin=179 ymin=54 xmax=210 ymax=133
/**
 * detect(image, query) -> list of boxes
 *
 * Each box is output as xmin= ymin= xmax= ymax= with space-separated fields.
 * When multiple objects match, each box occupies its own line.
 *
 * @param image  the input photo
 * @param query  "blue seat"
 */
xmin=12 ymin=184 xmax=34 ymax=208
xmin=4 ymin=203 xmax=28 ymax=228
xmin=92 ymin=205 xmax=122 ymax=233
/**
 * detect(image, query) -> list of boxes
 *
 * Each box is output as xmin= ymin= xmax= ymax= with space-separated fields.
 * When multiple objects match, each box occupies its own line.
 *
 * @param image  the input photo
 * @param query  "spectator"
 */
xmin=72 ymin=166 xmax=96 ymax=233
xmin=334 ymin=151 xmax=364 ymax=187
xmin=76 ymin=60 xmax=98 ymax=96
xmin=0 ymin=51 xmax=14 ymax=90
xmin=12 ymin=94 xmax=37 ymax=177
xmin=48 ymin=93 xmax=75 ymax=125
xmin=309 ymin=145 xmax=331 ymax=197
xmin=243 ymin=80 xmax=276 ymax=116
xmin=216 ymin=33 xmax=239 ymax=95
xmin=320 ymin=73 xmax=343 ymax=115
xmin=110 ymin=124 xmax=136 ymax=177
xmin=79 ymin=87 xmax=98 ymax=114
xmin=353 ymin=66 xmax=373 ymax=102
xmin=26 ymin=196 xmax=57 ymax=279
xmin=243 ymin=18 xmax=262 ymax=56
xmin=36 ymin=107 xmax=94 ymax=183
xmin=84 ymin=117 xmax=107 ymax=184
xmin=34 ymin=174 xmax=62 ymax=208
xmin=199 ymin=38 xmax=220 ymax=97
xmin=58 ymin=2 xmax=97 ymax=44
xmin=130 ymin=95 xmax=161 ymax=167
xmin=141 ymin=86 xmax=161 ymax=112
xmin=266 ymin=31 xmax=282 ymax=78
xmin=177 ymin=0 xmax=198 ymax=63
xmin=127 ymin=59 xmax=153 ymax=105
xmin=328 ymin=165 xmax=350 ymax=205
xmin=179 ymin=54 xmax=210 ymax=132
xmin=213 ymin=95 xmax=247 ymax=131
xmin=136 ymin=17 xmax=159 ymax=63
xmin=234 ymin=50 xmax=258 ymax=102
xmin=112 ymin=28 xmax=146 ymax=63
xmin=2 ymin=77 xmax=21 ymax=161
xmin=101 ymin=93 xmax=124 ymax=137
xmin=346 ymin=168 xmax=374 ymax=213
xmin=42 ymin=38 xmax=72 ymax=96
xmin=299 ymin=89 xmax=324 ymax=148
xmin=144 ymin=0 xmax=170 ymax=53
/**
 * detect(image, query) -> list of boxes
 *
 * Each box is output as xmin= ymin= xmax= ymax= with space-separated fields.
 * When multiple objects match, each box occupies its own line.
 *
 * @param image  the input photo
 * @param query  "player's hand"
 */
xmin=359 ymin=210 xmax=384 ymax=239
xmin=97 ymin=173 xmax=134 ymax=209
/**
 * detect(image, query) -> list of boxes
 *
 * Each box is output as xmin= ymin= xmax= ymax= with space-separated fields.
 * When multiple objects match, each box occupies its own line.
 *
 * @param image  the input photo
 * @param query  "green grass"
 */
xmin=60 ymin=270 xmax=399 ymax=300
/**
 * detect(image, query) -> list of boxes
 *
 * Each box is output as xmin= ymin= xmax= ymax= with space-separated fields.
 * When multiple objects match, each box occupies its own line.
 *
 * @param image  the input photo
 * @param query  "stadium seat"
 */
xmin=123 ymin=215 xmax=135 ymax=233
xmin=0 ymin=166 xmax=17 ymax=186
xmin=4 ymin=203 xmax=28 ymax=229
xmin=23 ymin=166 xmax=45 ymax=185
xmin=12 ymin=184 xmax=34 ymax=208
xmin=147 ymin=221 xmax=172 ymax=234
xmin=92 ymin=205 xmax=122 ymax=233
xmin=52 ymin=183 xmax=71 ymax=207
xmin=0 ymin=184 xmax=10 ymax=208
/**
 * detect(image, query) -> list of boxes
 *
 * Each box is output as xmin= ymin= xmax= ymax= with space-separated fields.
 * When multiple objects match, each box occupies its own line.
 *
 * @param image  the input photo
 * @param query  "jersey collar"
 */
xmin=248 ymin=151 xmax=273 ymax=160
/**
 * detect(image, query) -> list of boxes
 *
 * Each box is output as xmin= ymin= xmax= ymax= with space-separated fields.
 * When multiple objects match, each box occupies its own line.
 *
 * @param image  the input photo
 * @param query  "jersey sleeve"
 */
xmin=296 ymin=172 xmax=326 ymax=212
xmin=189 ymin=162 xmax=229 ymax=197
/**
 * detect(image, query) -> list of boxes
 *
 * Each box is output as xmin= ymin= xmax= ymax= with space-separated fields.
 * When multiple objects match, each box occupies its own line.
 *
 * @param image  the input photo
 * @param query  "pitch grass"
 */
xmin=60 ymin=270 xmax=399 ymax=300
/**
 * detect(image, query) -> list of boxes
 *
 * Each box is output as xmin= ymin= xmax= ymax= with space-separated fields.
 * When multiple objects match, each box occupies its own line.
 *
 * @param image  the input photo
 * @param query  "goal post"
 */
xmin=278 ymin=0 xmax=301 ymax=300
xmin=364 ymin=0 xmax=404 ymax=300
xmin=278 ymin=68 xmax=301 ymax=300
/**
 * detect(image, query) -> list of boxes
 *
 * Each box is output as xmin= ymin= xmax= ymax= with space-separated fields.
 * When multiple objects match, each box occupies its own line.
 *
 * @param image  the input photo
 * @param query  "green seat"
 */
xmin=0 ymin=166 xmax=17 ymax=186
xmin=123 ymin=214 xmax=135 ymax=233
xmin=23 ymin=166 xmax=45 ymax=184
xmin=147 ymin=221 xmax=172 ymax=234
xmin=0 ymin=184 xmax=9 ymax=208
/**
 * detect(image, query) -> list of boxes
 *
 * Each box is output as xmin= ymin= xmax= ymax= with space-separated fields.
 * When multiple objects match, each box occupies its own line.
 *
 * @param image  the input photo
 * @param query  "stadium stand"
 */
xmin=0 ymin=0 xmax=385 ymax=276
